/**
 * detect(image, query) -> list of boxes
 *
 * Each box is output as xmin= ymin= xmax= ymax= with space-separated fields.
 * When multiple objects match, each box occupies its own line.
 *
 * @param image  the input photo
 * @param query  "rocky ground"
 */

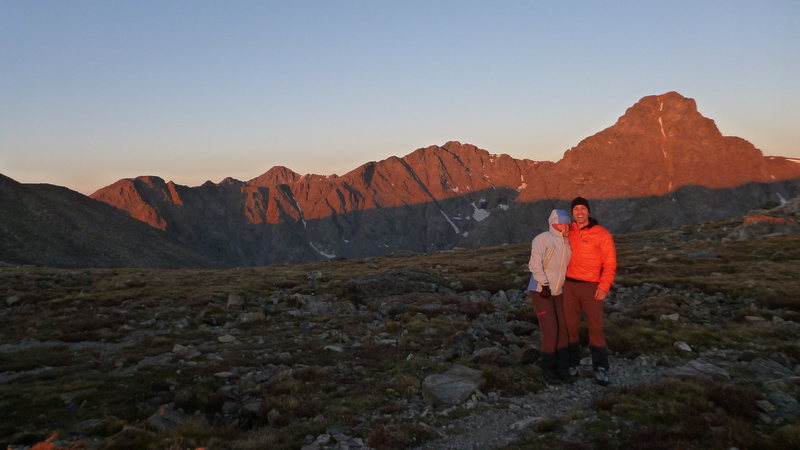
xmin=1 ymin=201 xmax=799 ymax=449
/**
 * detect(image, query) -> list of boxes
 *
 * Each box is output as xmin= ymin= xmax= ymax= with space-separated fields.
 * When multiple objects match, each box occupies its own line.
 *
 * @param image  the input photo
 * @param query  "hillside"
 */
xmin=0 ymin=174 xmax=222 ymax=268
xmin=2 ymin=201 xmax=798 ymax=449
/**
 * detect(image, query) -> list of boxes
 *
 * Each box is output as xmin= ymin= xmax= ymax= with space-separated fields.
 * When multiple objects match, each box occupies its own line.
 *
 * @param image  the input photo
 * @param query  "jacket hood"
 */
xmin=548 ymin=209 xmax=571 ymax=227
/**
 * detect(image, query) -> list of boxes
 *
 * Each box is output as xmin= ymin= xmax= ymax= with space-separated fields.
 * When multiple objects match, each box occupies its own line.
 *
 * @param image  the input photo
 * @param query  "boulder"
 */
xmin=421 ymin=364 xmax=484 ymax=406
xmin=668 ymin=359 xmax=730 ymax=380
xmin=145 ymin=405 xmax=187 ymax=431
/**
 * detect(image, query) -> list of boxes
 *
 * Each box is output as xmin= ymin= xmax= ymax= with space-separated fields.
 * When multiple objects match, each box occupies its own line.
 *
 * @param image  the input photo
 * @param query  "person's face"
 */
xmin=572 ymin=205 xmax=589 ymax=226
xmin=552 ymin=223 xmax=569 ymax=235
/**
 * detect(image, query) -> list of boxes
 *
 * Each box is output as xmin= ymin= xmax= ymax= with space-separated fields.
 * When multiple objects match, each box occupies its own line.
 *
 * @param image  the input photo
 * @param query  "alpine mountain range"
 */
xmin=3 ymin=91 xmax=800 ymax=267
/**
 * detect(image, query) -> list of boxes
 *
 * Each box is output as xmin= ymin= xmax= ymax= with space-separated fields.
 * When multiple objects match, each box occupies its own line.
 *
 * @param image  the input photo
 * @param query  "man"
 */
xmin=563 ymin=196 xmax=617 ymax=386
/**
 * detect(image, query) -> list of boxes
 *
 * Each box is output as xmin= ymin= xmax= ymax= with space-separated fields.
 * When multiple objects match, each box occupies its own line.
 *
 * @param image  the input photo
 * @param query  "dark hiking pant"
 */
xmin=530 ymin=290 xmax=570 ymax=375
xmin=563 ymin=279 xmax=609 ymax=371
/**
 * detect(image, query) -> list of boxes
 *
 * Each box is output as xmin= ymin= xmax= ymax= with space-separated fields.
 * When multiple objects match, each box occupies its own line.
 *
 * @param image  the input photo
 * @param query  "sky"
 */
xmin=1 ymin=0 xmax=798 ymax=195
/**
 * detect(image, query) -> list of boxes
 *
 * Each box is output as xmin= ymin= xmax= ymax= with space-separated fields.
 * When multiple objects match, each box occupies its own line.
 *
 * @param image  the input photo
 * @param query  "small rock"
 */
xmin=647 ymin=257 xmax=658 ymax=263
xmin=222 ymin=400 xmax=239 ymax=415
xmin=510 ymin=416 xmax=542 ymax=431
xmin=709 ymin=426 xmax=727 ymax=435
xmin=267 ymin=408 xmax=283 ymax=426
xmin=146 ymin=406 xmax=187 ymax=431
xmin=227 ymin=293 xmax=245 ymax=309
xmin=332 ymin=433 xmax=350 ymax=442
xmin=744 ymin=315 xmax=767 ymax=322
xmin=660 ymin=313 xmax=680 ymax=322
xmin=240 ymin=311 xmax=266 ymax=323
xmin=307 ymin=271 xmax=323 ymax=281
xmin=674 ymin=341 xmax=693 ymax=352
xmin=242 ymin=400 xmax=263 ymax=415
xmin=750 ymin=357 xmax=795 ymax=380
xmin=6 ymin=295 xmax=21 ymax=306
xmin=634 ymin=355 xmax=656 ymax=367
xmin=490 ymin=290 xmax=511 ymax=310
xmin=71 ymin=417 xmax=123 ymax=436
xmin=470 ymin=347 xmax=505 ymax=364
xmin=171 ymin=344 xmax=201 ymax=359
xmin=324 ymin=345 xmax=344 ymax=353
xmin=756 ymin=399 xmax=776 ymax=413
xmin=217 ymin=334 xmax=236 ymax=343
xmin=314 ymin=432 xmax=332 ymax=445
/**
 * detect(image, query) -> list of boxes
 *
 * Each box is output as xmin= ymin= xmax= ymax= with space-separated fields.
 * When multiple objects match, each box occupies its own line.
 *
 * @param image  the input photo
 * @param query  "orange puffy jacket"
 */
xmin=566 ymin=218 xmax=617 ymax=293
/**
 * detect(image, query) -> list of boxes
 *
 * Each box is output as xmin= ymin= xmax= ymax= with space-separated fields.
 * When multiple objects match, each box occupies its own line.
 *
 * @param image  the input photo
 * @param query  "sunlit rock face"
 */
xmin=90 ymin=92 xmax=800 ymax=265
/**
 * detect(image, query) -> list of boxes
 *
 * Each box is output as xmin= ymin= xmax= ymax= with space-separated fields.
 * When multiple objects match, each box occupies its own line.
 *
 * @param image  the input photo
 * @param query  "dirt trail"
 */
xmin=415 ymin=356 xmax=665 ymax=449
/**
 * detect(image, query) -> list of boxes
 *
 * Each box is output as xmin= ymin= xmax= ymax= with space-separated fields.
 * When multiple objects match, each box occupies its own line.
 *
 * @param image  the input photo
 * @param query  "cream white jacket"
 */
xmin=528 ymin=209 xmax=571 ymax=296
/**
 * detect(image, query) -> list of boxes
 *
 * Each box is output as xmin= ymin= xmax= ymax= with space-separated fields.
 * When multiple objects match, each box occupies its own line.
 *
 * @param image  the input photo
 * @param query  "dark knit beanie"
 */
xmin=570 ymin=196 xmax=590 ymax=212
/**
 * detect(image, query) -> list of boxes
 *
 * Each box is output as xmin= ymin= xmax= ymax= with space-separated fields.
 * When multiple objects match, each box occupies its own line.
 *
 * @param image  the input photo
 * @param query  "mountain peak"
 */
xmin=219 ymin=177 xmax=243 ymax=185
xmin=248 ymin=166 xmax=301 ymax=187
xmin=656 ymin=90 xmax=694 ymax=105
xmin=135 ymin=176 xmax=167 ymax=189
xmin=624 ymin=91 xmax=697 ymax=116
xmin=610 ymin=91 xmax=718 ymax=141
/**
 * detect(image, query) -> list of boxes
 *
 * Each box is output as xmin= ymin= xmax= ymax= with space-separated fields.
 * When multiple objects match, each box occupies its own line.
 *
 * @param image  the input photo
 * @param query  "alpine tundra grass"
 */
xmin=1 ymin=215 xmax=798 ymax=449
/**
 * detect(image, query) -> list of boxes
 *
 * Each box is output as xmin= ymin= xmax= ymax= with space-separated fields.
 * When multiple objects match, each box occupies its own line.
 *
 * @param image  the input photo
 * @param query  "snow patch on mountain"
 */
xmin=309 ymin=242 xmax=335 ymax=259
xmin=440 ymin=210 xmax=460 ymax=233
xmin=472 ymin=203 xmax=490 ymax=222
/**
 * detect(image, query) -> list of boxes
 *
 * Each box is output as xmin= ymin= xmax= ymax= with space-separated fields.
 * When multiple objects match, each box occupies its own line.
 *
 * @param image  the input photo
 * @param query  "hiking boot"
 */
xmin=595 ymin=367 xmax=609 ymax=386
xmin=559 ymin=371 xmax=578 ymax=384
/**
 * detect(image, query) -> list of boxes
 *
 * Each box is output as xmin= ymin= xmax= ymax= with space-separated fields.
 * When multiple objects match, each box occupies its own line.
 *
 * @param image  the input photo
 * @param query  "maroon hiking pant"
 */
xmin=530 ymin=291 xmax=569 ymax=372
xmin=563 ymin=279 xmax=609 ymax=370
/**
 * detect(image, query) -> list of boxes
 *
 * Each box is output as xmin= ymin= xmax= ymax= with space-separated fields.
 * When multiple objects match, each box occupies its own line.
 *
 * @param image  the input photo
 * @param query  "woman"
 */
xmin=527 ymin=209 xmax=573 ymax=383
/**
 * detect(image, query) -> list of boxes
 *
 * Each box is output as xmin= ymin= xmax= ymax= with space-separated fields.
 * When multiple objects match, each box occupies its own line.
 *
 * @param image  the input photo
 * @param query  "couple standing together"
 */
xmin=527 ymin=197 xmax=617 ymax=386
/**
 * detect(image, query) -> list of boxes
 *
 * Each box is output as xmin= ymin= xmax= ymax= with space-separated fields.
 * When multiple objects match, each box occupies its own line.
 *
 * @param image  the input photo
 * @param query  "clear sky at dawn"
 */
xmin=1 ymin=0 xmax=798 ymax=195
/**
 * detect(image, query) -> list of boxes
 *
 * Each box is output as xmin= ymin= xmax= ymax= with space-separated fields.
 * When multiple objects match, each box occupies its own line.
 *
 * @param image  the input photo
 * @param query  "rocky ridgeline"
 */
xmin=3 ymin=254 xmax=800 ymax=449
xmin=86 ymin=92 xmax=800 ymax=267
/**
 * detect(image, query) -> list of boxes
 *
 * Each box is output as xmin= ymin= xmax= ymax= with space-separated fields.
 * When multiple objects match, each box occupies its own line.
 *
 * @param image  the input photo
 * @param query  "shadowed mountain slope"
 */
xmin=0 ymin=174 xmax=222 ymax=268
